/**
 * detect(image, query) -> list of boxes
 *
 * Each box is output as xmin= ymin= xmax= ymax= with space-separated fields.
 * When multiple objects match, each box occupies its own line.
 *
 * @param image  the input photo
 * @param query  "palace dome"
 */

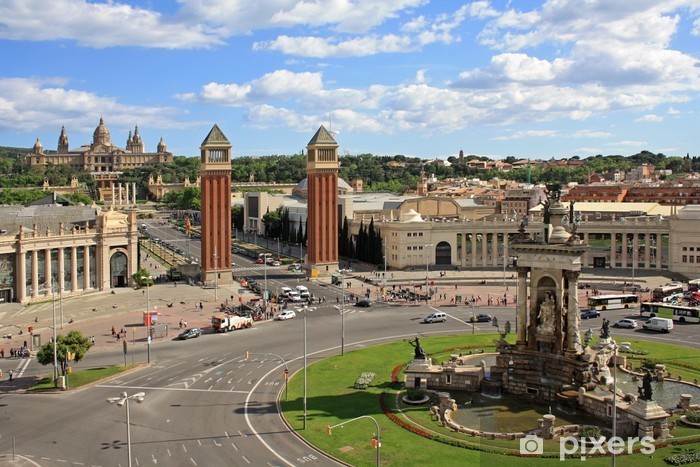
xmin=93 ymin=118 xmax=111 ymax=146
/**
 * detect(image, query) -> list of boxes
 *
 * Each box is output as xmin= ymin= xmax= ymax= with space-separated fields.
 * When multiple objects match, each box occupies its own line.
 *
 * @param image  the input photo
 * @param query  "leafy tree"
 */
xmin=160 ymin=187 xmax=201 ymax=210
xmin=64 ymin=192 xmax=94 ymax=205
xmin=262 ymin=209 xmax=283 ymax=238
xmin=232 ymin=205 xmax=244 ymax=231
xmin=36 ymin=330 xmax=91 ymax=376
xmin=132 ymin=267 xmax=154 ymax=288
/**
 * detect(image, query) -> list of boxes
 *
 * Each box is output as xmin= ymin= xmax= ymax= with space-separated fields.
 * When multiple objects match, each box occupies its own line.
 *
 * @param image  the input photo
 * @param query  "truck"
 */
xmin=211 ymin=314 xmax=253 ymax=332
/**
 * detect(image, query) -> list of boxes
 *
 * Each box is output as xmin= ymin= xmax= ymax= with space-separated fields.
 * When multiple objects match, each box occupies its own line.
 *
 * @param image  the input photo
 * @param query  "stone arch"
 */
xmin=109 ymin=250 xmax=129 ymax=288
xmin=435 ymin=241 xmax=452 ymax=265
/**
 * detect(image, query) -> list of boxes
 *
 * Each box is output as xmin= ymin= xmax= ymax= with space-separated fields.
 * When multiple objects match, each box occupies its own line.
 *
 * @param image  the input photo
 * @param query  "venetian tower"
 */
xmin=199 ymin=124 xmax=232 ymax=284
xmin=306 ymin=126 xmax=339 ymax=277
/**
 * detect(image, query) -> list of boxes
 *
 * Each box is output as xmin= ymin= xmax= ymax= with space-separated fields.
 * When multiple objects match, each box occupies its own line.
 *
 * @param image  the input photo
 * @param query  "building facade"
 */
xmin=0 ymin=206 xmax=139 ymax=304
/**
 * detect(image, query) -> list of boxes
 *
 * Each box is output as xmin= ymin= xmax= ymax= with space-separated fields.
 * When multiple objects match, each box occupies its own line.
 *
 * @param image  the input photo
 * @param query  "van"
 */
xmin=280 ymin=287 xmax=293 ymax=298
xmin=643 ymin=317 xmax=673 ymax=333
xmin=424 ymin=312 xmax=446 ymax=323
xmin=295 ymin=285 xmax=310 ymax=298
xmin=287 ymin=291 xmax=303 ymax=302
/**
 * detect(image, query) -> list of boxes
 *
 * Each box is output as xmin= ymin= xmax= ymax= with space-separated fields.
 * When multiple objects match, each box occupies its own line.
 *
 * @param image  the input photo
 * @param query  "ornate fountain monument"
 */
xmin=405 ymin=185 xmax=672 ymax=440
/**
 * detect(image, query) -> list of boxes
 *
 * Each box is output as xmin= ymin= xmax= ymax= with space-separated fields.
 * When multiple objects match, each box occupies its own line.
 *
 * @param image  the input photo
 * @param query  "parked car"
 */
xmin=469 ymin=313 xmax=492 ymax=323
xmin=277 ymin=310 xmax=297 ymax=320
xmin=580 ymin=310 xmax=601 ymax=319
xmin=272 ymin=261 xmax=282 ymax=267
xmin=355 ymin=299 xmax=373 ymax=308
xmin=614 ymin=318 xmax=638 ymax=328
xmin=256 ymin=258 xmax=264 ymax=264
xmin=424 ymin=312 xmax=447 ymax=323
xmin=177 ymin=328 xmax=202 ymax=340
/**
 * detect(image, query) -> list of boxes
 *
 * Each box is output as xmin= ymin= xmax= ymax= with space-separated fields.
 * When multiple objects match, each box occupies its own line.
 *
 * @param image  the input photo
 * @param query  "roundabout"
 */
xmin=280 ymin=333 xmax=700 ymax=466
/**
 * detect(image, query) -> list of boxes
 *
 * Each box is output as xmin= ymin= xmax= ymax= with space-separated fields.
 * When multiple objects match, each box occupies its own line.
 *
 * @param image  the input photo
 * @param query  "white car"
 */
xmin=614 ymin=318 xmax=637 ymax=328
xmin=272 ymin=261 xmax=282 ymax=266
xmin=277 ymin=310 xmax=296 ymax=320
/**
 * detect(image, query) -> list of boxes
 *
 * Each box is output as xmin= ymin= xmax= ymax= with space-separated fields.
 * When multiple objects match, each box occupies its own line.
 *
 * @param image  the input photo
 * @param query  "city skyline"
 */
xmin=0 ymin=0 xmax=698 ymax=160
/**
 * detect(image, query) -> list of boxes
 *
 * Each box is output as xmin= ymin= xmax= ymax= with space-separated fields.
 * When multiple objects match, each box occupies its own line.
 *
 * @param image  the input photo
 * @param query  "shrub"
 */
xmin=579 ymin=426 xmax=602 ymax=440
xmin=664 ymin=449 xmax=700 ymax=465
xmin=686 ymin=409 xmax=700 ymax=424
xmin=406 ymin=389 xmax=427 ymax=401
xmin=354 ymin=372 xmax=376 ymax=390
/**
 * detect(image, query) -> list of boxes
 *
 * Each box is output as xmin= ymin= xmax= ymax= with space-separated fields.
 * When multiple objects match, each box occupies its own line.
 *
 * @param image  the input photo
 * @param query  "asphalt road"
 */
xmin=2 ymin=223 xmax=699 ymax=465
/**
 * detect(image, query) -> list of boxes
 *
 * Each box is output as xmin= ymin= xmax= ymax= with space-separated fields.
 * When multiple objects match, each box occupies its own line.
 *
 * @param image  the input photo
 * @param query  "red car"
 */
xmin=256 ymin=258 xmax=264 ymax=264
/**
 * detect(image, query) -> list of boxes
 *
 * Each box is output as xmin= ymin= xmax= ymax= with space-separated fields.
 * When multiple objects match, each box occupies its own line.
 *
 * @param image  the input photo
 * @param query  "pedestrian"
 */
xmin=8 ymin=370 xmax=12 ymax=381
xmin=111 ymin=326 xmax=116 ymax=336
xmin=0 ymin=349 xmax=3 ymax=358
xmin=116 ymin=333 xmax=120 ymax=342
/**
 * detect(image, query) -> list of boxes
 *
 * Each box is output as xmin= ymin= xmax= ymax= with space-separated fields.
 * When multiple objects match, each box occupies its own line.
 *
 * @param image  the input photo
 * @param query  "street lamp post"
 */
xmin=303 ymin=304 xmax=308 ymax=429
xmin=424 ymin=244 xmax=433 ymax=304
xmin=51 ymin=279 xmax=58 ymax=384
xmin=262 ymin=253 xmax=272 ymax=314
xmin=213 ymin=246 xmax=218 ymax=302
xmin=327 ymin=415 xmax=381 ymax=467
xmin=337 ymin=269 xmax=350 ymax=356
xmin=383 ymin=242 xmax=387 ymax=302
xmin=612 ymin=339 xmax=618 ymax=467
xmin=107 ymin=391 xmax=145 ymax=467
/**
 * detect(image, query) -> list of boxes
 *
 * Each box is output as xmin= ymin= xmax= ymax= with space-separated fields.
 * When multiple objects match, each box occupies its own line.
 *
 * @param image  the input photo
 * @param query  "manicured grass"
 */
xmin=30 ymin=365 xmax=137 ymax=391
xmin=281 ymin=333 xmax=700 ymax=466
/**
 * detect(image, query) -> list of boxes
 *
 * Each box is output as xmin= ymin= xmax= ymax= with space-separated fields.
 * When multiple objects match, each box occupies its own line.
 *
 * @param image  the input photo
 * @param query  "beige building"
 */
xmin=0 ymin=205 xmax=139 ymax=304
xmin=28 ymin=119 xmax=173 ymax=202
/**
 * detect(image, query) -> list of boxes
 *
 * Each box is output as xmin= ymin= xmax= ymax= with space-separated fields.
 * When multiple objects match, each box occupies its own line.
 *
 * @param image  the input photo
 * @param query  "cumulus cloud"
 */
xmin=636 ymin=114 xmax=664 ymax=122
xmin=0 ymin=0 xmax=223 ymax=48
xmin=253 ymin=34 xmax=415 ymax=58
xmin=254 ymin=2 xmax=469 ymax=57
xmin=493 ymin=130 xmax=558 ymax=140
xmin=0 ymin=77 xmax=187 ymax=132
xmin=179 ymin=0 xmax=426 ymax=35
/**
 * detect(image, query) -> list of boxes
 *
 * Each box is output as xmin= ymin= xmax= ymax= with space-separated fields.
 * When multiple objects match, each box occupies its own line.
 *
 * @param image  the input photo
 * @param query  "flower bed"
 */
xmin=353 ymin=371 xmax=376 ymax=389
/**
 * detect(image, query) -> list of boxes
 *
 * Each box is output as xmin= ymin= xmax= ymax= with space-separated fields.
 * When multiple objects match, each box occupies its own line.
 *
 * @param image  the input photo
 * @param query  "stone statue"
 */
xmin=537 ymin=292 xmax=556 ymax=332
xmin=638 ymin=369 xmax=653 ymax=401
xmin=600 ymin=318 xmax=610 ymax=340
xmin=409 ymin=337 xmax=426 ymax=360
xmin=584 ymin=328 xmax=594 ymax=348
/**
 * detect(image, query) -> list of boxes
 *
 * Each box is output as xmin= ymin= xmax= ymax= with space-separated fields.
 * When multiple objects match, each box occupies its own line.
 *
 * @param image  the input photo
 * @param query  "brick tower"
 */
xmin=199 ymin=124 xmax=232 ymax=284
xmin=306 ymin=125 xmax=339 ymax=277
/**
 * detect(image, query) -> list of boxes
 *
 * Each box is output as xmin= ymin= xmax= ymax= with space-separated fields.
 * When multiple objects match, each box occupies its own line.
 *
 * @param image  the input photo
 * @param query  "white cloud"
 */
xmin=179 ymin=0 xmax=426 ymax=35
xmin=415 ymin=69 xmax=429 ymax=84
xmin=636 ymin=114 xmax=664 ymax=122
xmin=0 ymin=77 xmax=187 ymax=132
xmin=253 ymin=34 xmax=415 ymax=58
xmin=0 ymin=0 xmax=223 ymax=48
xmin=493 ymin=130 xmax=558 ymax=140
xmin=608 ymin=140 xmax=648 ymax=147
xmin=667 ymin=107 xmax=681 ymax=115
xmin=571 ymin=130 xmax=612 ymax=138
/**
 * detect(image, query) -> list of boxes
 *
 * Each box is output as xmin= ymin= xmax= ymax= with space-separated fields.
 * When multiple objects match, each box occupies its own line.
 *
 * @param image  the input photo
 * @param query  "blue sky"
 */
xmin=0 ymin=0 xmax=698 ymax=161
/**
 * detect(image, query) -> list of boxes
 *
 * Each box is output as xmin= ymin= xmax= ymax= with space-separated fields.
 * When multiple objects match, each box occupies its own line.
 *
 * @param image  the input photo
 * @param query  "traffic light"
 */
xmin=326 ymin=425 xmax=332 ymax=436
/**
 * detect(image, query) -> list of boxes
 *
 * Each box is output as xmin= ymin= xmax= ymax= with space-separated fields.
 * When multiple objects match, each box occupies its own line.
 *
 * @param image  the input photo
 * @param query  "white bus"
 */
xmin=640 ymin=302 xmax=700 ymax=323
xmin=688 ymin=279 xmax=700 ymax=292
xmin=651 ymin=284 xmax=684 ymax=304
xmin=587 ymin=294 xmax=639 ymax=311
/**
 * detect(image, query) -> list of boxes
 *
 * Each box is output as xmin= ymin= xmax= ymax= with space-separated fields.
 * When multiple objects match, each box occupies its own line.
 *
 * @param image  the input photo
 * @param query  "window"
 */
xmin=682 ymin=255 xmax=687 ymax=263
xmin=446 ymin=374 xmax=452 ymax=384
xmin=691 ymin=256 xmax=696 ymax=263
xmin=419 ymin=232 xmax=423 ymax=236
xmin=683 ymin=247 xmax=688 ymax=251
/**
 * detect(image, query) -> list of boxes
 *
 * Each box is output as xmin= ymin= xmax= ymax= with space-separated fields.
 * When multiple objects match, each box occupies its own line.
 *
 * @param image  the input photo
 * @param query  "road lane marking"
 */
xmin=231 ymin=442 xmax=239 ymax=451
xmin=225 ymin=431 xmax=230 ymax=438
xmin=96 ymin=384 xmax=249 ymax=394
xmin=190 ymin=458 xmax=197 ymax=466
xmin=241 ymin=456 xmax=251 ymax=464
xmin=182 ymin=445 xmax=187 ymax=453
xmin=167 ymin=449 xmax=171 ymax=457
xmin=197 ymin=440 xmax=202 ymax=446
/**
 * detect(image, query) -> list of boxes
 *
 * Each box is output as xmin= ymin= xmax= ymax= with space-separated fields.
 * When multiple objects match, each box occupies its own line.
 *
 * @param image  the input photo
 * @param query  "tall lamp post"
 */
xmin=262 ymin=253 xmax=272 ymax=314
xmin=213 ymin=246 xmax=218 ymax=302
xmin=424 ymin=243 xmax=433 ymax=304
xmin=107 ymin=391 xmax=145 ymax=467
xmin=302 ymin=304 xmax=308 ymax=429
xmin=383 ymin=242 xmax=387 ymax=302
xmin=51 ymin=279 xmax=58 ymax=384
xmin=337 ymin=268 xmax=350 ymax=355
xmin=327 ymin=415 xmax=381 ymax=466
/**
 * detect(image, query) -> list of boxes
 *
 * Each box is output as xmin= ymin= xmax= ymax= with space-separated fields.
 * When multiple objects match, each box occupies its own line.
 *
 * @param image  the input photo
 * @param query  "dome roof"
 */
xmin=33 ymin=138 xmax=43 ymax=150
xmin=93 ymin=117 xmax=111 ymax=146
xmin=400 ymin=209 xmax=425 ymax=223
xmin=157 ymin=137 xmax=167 ymax=152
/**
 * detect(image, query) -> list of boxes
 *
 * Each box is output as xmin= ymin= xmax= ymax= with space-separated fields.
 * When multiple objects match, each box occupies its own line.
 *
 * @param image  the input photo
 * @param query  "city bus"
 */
xmin=651 ymin=284 xmax=684 ymax=304
xmin=587 ymin=294 xmax=639 ymax=311
xmin=640 ymin=302 xmax=700 ymax=323
xmin=688 ymin=279 xmax=700 ymax=292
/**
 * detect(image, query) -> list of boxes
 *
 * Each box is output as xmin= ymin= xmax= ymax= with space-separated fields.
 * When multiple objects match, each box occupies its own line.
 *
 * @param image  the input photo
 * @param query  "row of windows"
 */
xmin=407 ymin=246 xmax=426 ymax=251
xmin=406 ymin=232 xmax=424 ymax=237
xmin=682 ymin=256 xmax=700 ymax=263
xmin=682 ymin=247 xmax=699 ymax=252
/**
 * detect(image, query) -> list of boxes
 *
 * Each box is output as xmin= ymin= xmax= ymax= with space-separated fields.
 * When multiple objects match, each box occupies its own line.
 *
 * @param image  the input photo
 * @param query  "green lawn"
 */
xmin=281 ymin=334 xmax=700 ymax=466
xmin=30 ymin=365 xmax=137 ymax=391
